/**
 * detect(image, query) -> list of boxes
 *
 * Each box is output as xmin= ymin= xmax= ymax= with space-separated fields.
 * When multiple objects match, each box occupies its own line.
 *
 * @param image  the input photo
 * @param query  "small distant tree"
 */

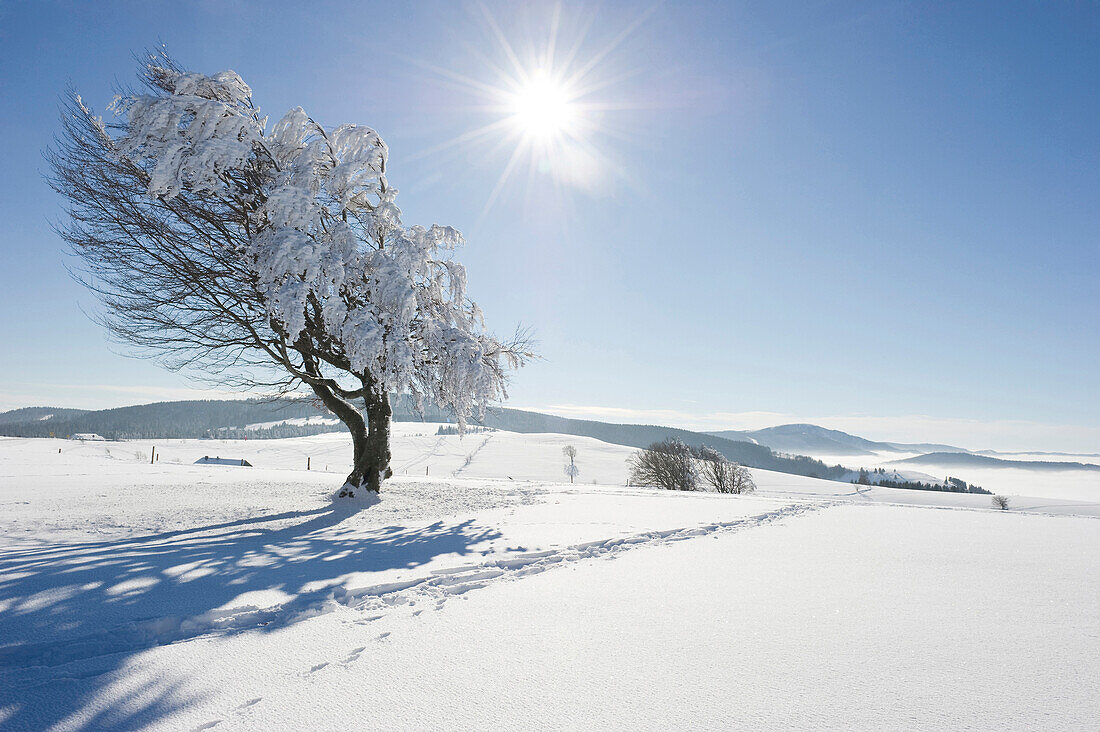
xmin=698 ymin=446 xmax=756 ymax=494
xmin=857 ymin=468 xmax=871 ymax=486
xmin=563 ymin=444 xmax=579 ymax=484
xmin=628 ymin=438 xmax=698 ymax=491
xmin=992 ymin=495 xmax=1010 ymax=510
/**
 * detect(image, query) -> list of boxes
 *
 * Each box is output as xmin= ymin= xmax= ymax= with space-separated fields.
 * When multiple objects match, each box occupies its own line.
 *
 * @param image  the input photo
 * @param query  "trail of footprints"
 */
xmin=191 ymin=501 xmax=825 ymax=731
xmin=301 ymin=502 xmax=825 ymax=680
xmin=333 ymin=500 xmax=824 ymax=616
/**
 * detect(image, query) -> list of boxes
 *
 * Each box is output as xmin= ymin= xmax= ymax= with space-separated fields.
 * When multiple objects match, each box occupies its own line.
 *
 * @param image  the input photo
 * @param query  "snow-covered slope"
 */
xmin=1 ymin=431 xmax=1097 ymax=730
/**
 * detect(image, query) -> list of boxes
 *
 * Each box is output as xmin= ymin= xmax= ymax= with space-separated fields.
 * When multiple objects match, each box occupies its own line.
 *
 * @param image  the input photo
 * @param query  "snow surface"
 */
xmin=1 ymin=430 xmax=1097 ymax=730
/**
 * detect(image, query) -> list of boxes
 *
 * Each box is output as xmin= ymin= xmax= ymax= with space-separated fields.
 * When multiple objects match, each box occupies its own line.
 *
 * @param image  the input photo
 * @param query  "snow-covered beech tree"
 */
xmin=48 ymin=53 xmax=532 ymax=496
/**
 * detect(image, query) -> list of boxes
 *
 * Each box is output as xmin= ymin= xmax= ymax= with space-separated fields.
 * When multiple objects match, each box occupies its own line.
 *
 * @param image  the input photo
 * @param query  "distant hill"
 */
xmin=977 ymin=449 xmax=1100 ymax=459
xmin=0 ymin=395 xmax=467 ymax=441
xmin=0 ymin=406 xmax=90 ymax=426
xmin=0 ymin=398 xmax=851 ymax=482
xmin=709 ymin=424 xmax=881 ymax=455
xmin=0 ymin=399 xmax=333 ymax=440
xmin=893 ymin=452 xmax=1100 ymax=472
xmin=472 ymin=409 xmax=849 ymax=480
xmin=708 ymin=423 xmax=967 ymax=456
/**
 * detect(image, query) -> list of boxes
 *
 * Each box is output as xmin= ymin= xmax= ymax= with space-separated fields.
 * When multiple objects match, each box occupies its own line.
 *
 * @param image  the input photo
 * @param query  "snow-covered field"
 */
xmin=2 ymin=430 xmax=1097 ymax=730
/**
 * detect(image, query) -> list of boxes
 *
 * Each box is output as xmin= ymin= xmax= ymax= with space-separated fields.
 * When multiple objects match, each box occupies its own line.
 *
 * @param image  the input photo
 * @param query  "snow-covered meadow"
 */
xmin=1 ymin=428 xmax=1097 ymax=730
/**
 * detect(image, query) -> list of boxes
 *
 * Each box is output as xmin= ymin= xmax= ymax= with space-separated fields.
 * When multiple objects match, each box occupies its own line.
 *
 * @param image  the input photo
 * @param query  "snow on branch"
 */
xmin=55 ymin=56 xmax=532 ymax=432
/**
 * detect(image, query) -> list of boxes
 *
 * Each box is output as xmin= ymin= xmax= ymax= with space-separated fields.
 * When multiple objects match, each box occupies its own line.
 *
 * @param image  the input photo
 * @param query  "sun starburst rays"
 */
xmin=407 ymin=2 xmax=652 ymax=215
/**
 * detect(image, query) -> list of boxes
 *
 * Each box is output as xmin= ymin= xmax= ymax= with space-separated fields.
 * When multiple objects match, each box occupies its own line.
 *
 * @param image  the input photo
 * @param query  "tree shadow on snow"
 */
xmin=0 ymin=505 xmax=501 ymax=730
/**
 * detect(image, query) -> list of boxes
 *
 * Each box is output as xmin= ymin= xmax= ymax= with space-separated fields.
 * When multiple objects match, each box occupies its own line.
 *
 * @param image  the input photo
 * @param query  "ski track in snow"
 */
xmin=392 ymin=435 xmax=446 ymax=475
xmin=1 ymin=501 xmax=824 ymax=686
xmin=451 ymin=434 xmax=493 ymax=476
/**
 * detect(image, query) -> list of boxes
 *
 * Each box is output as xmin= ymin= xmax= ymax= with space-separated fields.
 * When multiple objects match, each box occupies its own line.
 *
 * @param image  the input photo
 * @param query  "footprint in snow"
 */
xmin=354 ymin=614 xmax=383 ymax=626
xmin=234 ymin=698 xmax=262 ymax=712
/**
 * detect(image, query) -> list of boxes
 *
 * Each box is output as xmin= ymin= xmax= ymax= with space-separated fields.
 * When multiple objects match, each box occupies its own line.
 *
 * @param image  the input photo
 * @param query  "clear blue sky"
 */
xmin=0 ymin=1 xmax=1096 ymax=451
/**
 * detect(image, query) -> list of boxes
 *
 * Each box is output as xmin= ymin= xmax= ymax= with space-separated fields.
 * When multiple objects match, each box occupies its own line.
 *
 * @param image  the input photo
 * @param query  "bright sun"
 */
xmin=509 ymin=73 xmax=576 ymax=140
xmin=414 ymin=3 xmax=653 ymax=212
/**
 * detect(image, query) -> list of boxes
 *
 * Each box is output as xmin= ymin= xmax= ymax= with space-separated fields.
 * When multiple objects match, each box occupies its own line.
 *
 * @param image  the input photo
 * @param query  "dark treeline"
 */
xmin=0 ymin=407 xmax=90 ymax=425
xmin=0 ymin=399 xmax=328 ymax=439
xmin=867 ymin=478 xmax=992 ymax=495
xmin=436 ymin=425 xmax=495 ymax=435
xmin=854 ymin=468 xmax=990 ymax=494
xmin=213 ymin=424 xmax=341 ymax=440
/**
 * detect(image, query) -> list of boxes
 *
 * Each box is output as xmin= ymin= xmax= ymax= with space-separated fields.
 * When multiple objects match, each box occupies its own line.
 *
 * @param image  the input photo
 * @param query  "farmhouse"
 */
xmin=195 ymin=456 xmax=253 ymax=467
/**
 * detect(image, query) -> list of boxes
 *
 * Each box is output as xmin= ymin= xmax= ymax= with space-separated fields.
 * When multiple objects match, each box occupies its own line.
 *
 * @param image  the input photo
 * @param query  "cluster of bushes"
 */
xmin=628 ymin=439 xmax=755 ymax=494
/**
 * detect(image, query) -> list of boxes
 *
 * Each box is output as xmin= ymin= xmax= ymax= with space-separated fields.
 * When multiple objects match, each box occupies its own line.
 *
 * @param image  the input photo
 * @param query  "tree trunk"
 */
xmin=359 ymin=390 xmax=393 ymax=493
xmin=344 ymin=417 xmax=371 ymax=496
xmin=307 ymin=382 xmax=391 ymax=497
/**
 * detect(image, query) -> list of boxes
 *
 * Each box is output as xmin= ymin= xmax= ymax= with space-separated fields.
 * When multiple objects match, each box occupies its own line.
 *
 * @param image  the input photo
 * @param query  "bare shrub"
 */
xmin=698 ymin=446 xmax=756 ymax=494
xmin=628 ymin=439 xmax=698 ymax=491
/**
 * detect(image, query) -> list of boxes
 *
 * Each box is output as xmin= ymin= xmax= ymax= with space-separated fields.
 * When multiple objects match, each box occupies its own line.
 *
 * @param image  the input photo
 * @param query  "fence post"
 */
xmin=307 ymin=457 xmax=311 ymax=471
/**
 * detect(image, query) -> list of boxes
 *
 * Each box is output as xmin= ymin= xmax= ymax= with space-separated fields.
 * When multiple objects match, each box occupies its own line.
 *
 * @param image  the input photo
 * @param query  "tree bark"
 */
xmin=361 ymin=390 xmax=393 ymax=492
xmin=307 ymin=382 xmax=391 ymax=497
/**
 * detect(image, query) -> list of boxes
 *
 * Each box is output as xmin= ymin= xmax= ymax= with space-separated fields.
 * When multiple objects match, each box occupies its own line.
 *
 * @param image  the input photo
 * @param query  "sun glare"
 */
xmin=509 ymin=73 xmax=576 ymax=140
xmin=412 ymin=3 xmax=655 ymax=213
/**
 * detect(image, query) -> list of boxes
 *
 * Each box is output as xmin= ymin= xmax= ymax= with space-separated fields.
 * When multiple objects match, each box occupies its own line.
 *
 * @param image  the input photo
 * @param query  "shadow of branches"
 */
xmin=0 ymin=505 xmax=501 ymax=730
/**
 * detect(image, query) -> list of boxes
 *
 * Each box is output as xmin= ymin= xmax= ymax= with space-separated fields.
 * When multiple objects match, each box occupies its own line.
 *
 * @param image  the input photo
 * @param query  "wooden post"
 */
xmin=150 ymin=446 xmax=155 ymax=465
xmin=307 ymin=457 xmax=311 ymax=471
